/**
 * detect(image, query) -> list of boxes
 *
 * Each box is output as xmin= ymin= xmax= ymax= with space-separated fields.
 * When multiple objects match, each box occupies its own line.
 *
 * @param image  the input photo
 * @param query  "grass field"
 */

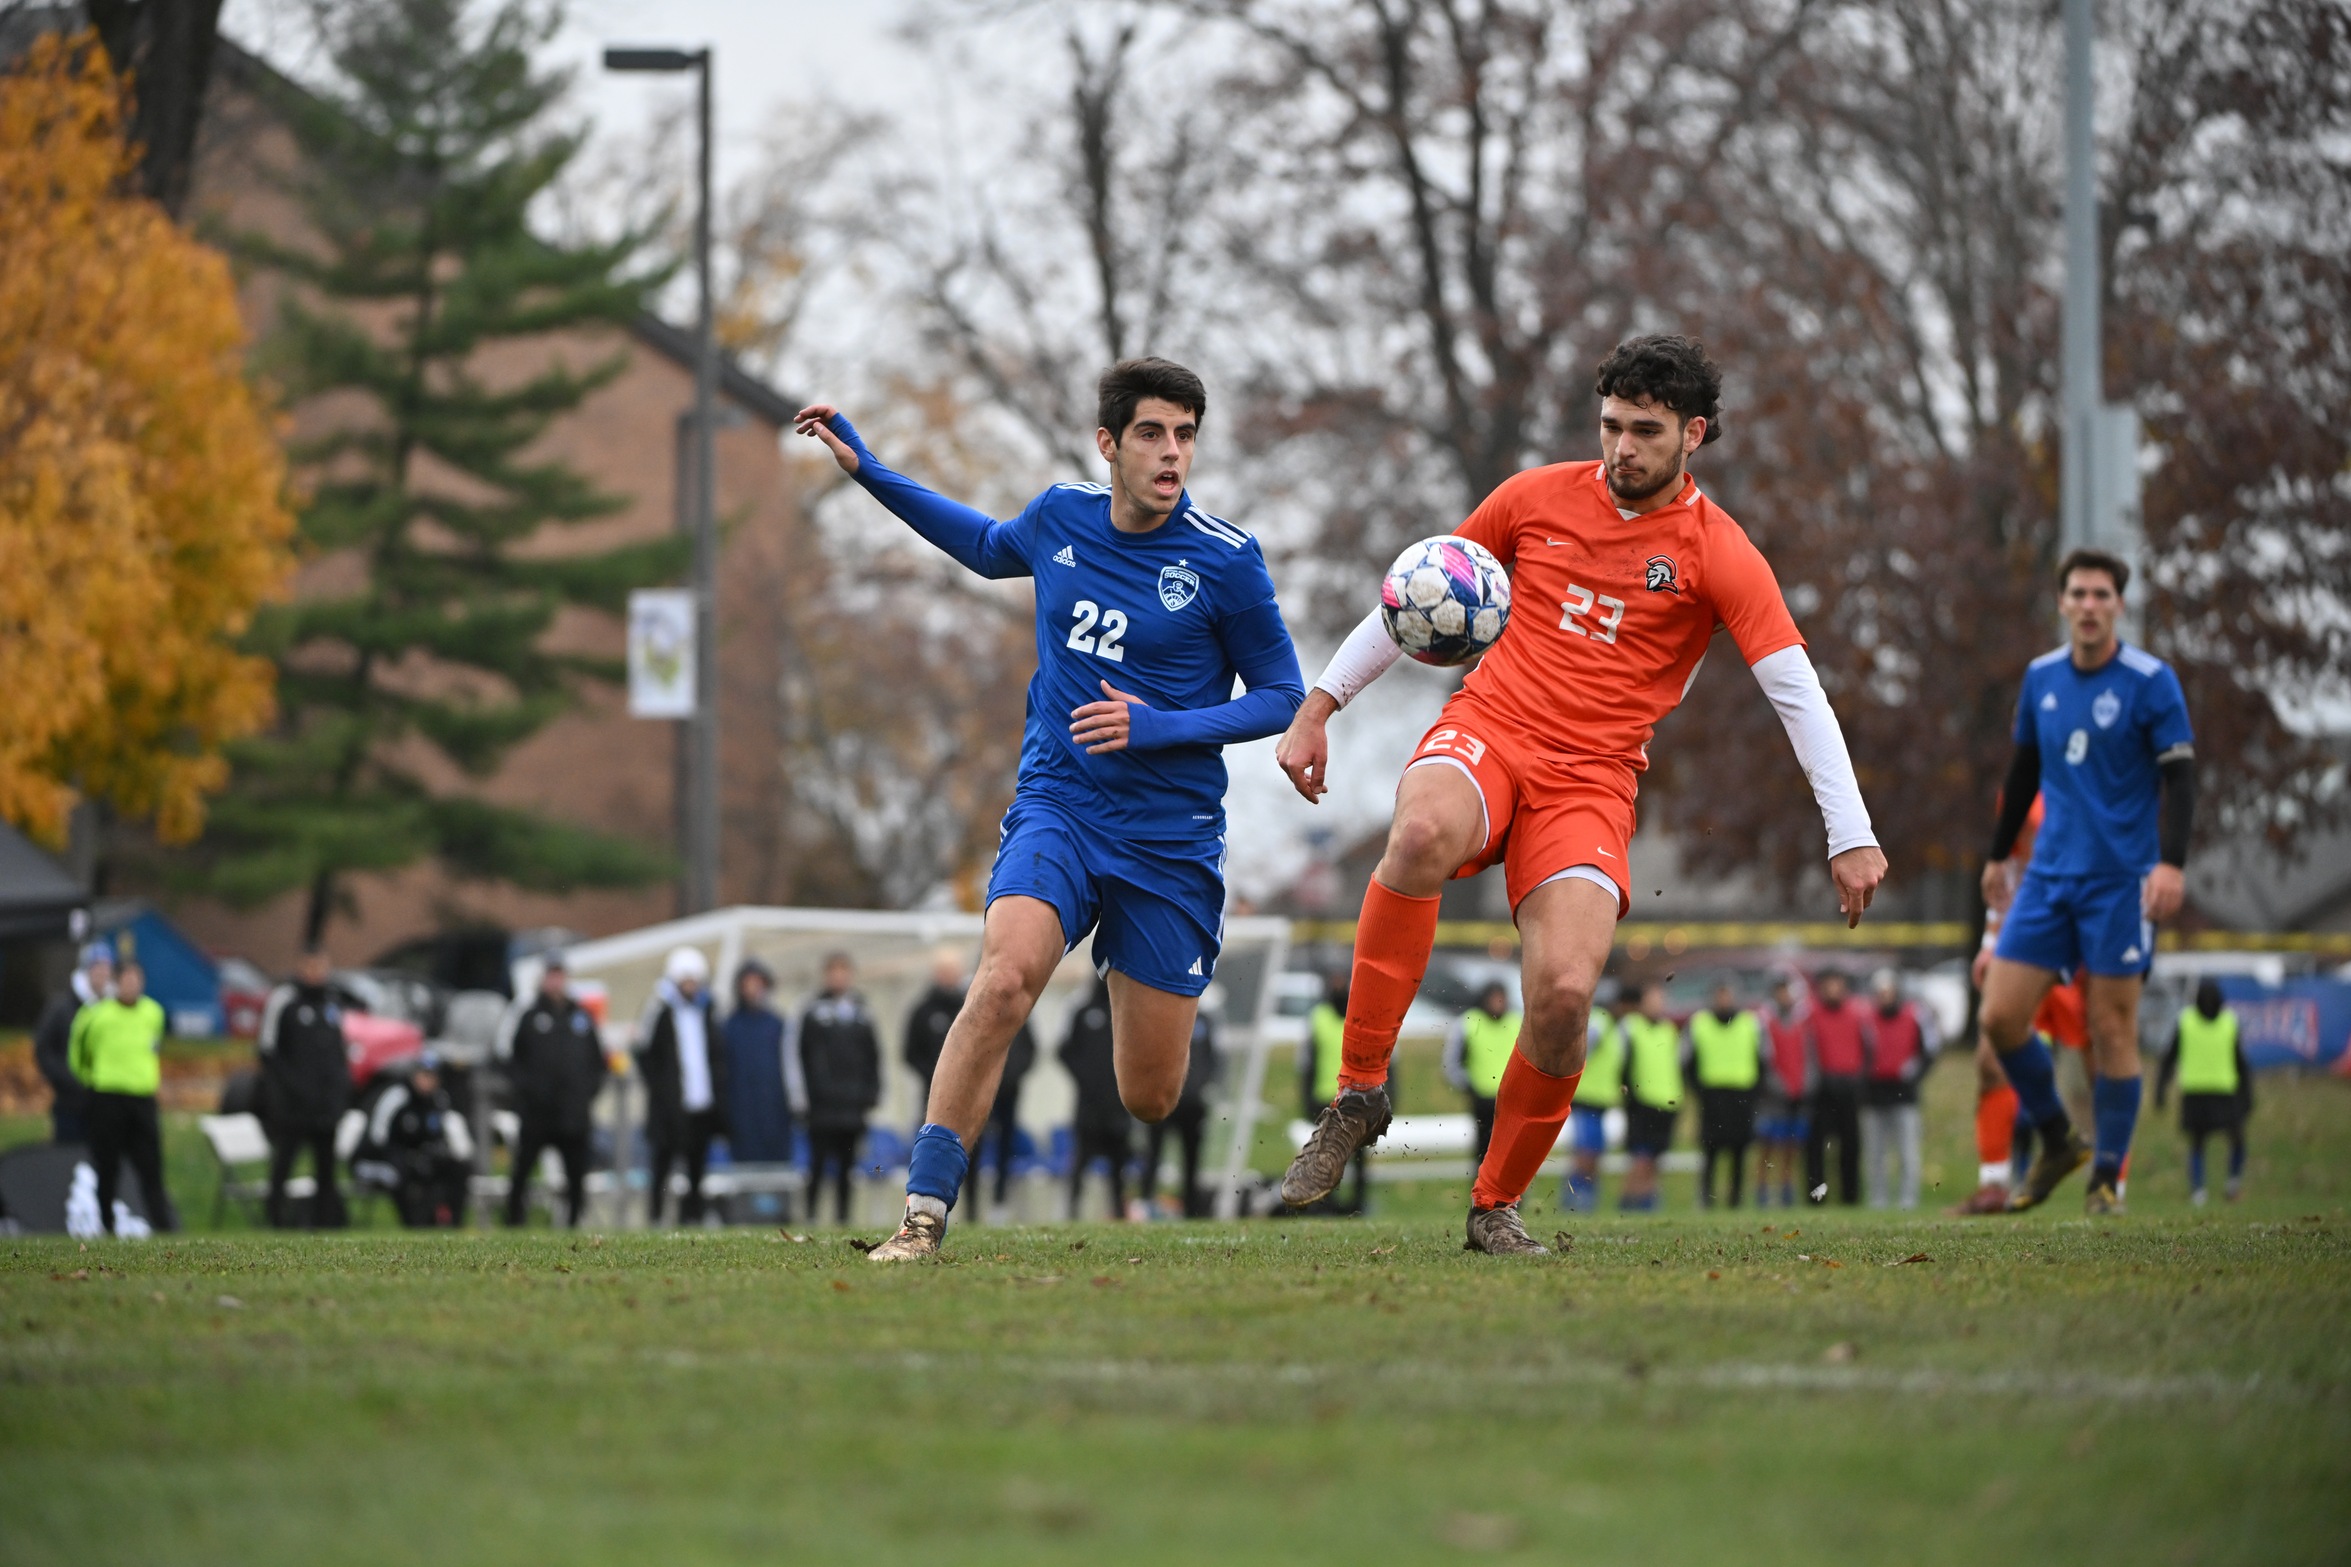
xmin=5 ymin=1070 xmax=2348 ymax=1564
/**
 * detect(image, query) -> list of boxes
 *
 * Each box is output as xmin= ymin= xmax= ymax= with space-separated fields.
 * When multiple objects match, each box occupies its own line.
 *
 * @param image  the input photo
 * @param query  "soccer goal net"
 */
xmin=543 ymin=906 xmax=1293 ymax=1222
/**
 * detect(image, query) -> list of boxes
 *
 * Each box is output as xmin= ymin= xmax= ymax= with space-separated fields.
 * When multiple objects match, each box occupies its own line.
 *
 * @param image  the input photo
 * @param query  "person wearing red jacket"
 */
xmin=1862 ymin=969 xmax=1939 ymax=1209
xmin=1756 ymin=976 xmax=1811 ymax=1208
xmin=1803 ymin=971 xmax=1869 ymax=1205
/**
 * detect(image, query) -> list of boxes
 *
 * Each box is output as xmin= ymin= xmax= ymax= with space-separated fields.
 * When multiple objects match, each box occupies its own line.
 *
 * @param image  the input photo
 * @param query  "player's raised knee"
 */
xmin=1119 ymin=1079 xmax=1182 ymax=1123
xmin=1378 ymin=807 xmax=1469 ymax=891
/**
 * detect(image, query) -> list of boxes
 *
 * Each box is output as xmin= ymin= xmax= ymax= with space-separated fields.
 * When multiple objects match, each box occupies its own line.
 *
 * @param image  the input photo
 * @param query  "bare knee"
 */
xmin=965 ymin=964 xmax=1044 ymax=1033
xmin=1120 ymin=1079 xmax=1181 ymax=1124
xmin=1377 ymin=807 xmax=1467 ymax=894
xmin=1521 ymin=972 xmax=1594 ymax=1076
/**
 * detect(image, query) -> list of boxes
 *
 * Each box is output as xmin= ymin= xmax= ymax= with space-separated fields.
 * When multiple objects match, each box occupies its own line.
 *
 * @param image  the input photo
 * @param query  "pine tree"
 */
xmin=200 ymin=0 xmax=675 ymax=943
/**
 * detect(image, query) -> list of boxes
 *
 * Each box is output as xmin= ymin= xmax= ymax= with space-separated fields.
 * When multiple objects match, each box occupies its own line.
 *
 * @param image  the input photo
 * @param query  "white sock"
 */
xmin=1978 ymin=1161 xmax=2008 ymax=1187
xmin=906 ymin=1193 xmax=948 ymax=1223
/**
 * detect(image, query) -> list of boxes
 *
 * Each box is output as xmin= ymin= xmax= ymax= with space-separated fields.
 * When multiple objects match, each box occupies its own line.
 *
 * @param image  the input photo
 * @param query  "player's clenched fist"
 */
xmin=1277 ymin=690 xmax=1340 ymax=802
xmin=1830 ymin=843 xmax=1888 ymax=930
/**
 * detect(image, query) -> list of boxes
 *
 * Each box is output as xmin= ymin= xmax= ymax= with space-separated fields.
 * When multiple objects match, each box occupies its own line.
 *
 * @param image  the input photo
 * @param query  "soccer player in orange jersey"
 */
xmin=1274 ymin=336 xmax=1888 ymax=1253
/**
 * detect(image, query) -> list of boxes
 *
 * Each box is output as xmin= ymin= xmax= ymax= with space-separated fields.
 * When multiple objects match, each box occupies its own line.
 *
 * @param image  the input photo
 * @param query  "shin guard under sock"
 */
xmin=906 ymin=1123 xmax=971 ymax=1212
xmin=2090 ymin=1074 xmax=2141 ymax=1183
xmin=1471 ymin=1052 xmax=1581 ymax=1210
xmin=1338 ymin=879 xmax=1441 ymax=1090
xmin=1997 ymin=1035 xmax=2072 ymax=1141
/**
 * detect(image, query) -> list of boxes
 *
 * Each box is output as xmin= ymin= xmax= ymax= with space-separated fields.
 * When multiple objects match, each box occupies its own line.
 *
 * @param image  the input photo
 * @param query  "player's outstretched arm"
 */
xmin=793 ymin=403 xmax=1025 ymax=579
xmin=1277 ymin=609 xmax=1400 ymax=802
xmin=1749 ymin=645 xmax=1886 ymax=927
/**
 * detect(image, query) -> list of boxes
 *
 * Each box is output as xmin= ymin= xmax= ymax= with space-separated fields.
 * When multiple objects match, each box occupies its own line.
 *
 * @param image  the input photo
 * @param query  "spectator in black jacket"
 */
xmin=723 ymin=961 xmax=794 ymax=1167
xmin=1060 ymin=977 xmax=1133 ymax=1220
xmin=1143 ymin=1002 xmax=1221 ymax=1218
xmin=789 ymin=953 xmax=881 ymax=1225
xmin=901 ymin=949 xmax=966 ymax=1117
xmin=356 ymin=1052 xmax=472 ymax=1227
xmin=33 ymin=941 xmax=110 ymax=1144
xmin=636 ymin=946 xmax=727 ymax=1225
xmin=498 ymin=953 xmax=606 ymax=1227
xmin=257 ymin=948 xmax=352 ymax=1229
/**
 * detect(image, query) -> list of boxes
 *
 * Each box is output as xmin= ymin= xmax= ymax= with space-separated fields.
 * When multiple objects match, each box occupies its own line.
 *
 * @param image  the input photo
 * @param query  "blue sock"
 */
xmin=2090 ymin=1075 xmax=2141 ymax=1183
xmin=1998 ymin=1037 xmax=2071 ymax=1137
xmin=906 ymin=1123 xmax=970 ymax=1211
xmin=2010 ymin=1109 xmax=2035 ymax=1184
xmin=2186 ymin=1145 xmax=2206 ymax=1192
xmin=2228 ymin=1139 xmax=2246 ymax=1180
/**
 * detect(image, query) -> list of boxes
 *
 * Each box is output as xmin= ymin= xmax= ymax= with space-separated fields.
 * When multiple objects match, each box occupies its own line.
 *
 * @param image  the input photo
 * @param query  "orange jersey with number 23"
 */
xmin=1452 ymin=460 xmax=1804 ymax=768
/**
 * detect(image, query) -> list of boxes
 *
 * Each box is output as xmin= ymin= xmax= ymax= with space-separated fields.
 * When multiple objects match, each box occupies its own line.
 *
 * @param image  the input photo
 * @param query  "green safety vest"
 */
xmin=1460 ymin=1009 xmax=1520 ymax=1098
xmin=1308 ymin=1002 xmax=1346 ymax=1104
xmin=1623 ymin=1014 xmax=1683 ymax=1110
xmin=2175 ymin=1008 xmax=2240 ymax=1095
xmin=1689 ymin=1009 xmax=1762 ymax=1090
xmin=1576 ymin=1011 xmax=1623 ymax=1107
xmin=69 ymin=996 xmax=165 ymax=1096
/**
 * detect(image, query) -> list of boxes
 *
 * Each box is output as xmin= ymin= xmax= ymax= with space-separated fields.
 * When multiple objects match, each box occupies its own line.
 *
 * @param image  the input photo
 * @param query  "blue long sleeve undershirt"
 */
xmin=831 ymin=412 xmax=1303 ymax=753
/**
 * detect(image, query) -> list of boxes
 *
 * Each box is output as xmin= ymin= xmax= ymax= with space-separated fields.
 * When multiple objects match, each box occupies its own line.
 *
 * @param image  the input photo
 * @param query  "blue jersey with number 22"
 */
xmin=827 ymin=415 xmax=1304 ymax=841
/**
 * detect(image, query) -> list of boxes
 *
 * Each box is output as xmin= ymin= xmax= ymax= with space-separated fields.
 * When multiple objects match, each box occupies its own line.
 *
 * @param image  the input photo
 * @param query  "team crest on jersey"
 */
xmin=1158 ymin=564 xmax=1201 ymax=611
xmin=2092 ymin=689 xmax=2121 ymax=729
xmin=1644 ymin=555 xmax=1681 ymax=594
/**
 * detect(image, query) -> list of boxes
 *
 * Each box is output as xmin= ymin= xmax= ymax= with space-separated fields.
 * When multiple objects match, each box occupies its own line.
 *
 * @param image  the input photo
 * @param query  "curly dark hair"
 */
xmin=1097 ymin=358 xmax=1207 ymax=442
xmin=1593 ymin=334 xmax=1723 ymax=445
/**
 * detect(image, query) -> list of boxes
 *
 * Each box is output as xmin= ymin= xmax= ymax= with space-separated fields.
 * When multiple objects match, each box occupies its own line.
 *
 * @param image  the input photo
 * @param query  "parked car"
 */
xmin=215 ymin=956 xmax=272 ymax=1039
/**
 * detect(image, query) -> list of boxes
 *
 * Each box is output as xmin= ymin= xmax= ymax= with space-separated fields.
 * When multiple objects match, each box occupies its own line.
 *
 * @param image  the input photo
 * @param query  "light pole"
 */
xmin=2059 ymin=0 xmax=2141 ymax=605
xmin=607 ymin=44 xmax=718 ymax=914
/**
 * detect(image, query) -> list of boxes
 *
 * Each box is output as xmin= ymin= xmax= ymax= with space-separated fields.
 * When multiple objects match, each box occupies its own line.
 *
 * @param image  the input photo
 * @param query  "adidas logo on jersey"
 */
xmin=1053 ymin=545 xmax=1076 ymax=567
xmin=1188 ymin=957 xmax=1204 ymax=977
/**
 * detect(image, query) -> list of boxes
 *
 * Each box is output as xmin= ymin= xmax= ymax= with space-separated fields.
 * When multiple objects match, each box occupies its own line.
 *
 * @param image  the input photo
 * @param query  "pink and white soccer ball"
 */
xmin=1379 ymin=535 xmax=1511 ymax=666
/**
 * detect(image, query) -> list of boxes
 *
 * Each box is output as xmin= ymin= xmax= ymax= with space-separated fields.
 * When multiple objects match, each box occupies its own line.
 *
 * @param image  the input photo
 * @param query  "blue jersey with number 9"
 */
xmin=2013 ymin=641 xmax=2194 ymax=878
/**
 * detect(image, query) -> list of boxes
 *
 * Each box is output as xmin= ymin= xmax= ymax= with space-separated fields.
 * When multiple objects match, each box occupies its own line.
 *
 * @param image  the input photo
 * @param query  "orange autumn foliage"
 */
xmin=0 ymin=34 xmax=293 ymax=847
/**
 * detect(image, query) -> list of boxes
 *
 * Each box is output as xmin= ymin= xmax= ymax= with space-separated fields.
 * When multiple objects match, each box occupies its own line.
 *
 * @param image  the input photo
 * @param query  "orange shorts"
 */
xmin=2034 ymin=978 xmax=2088 ymax=1050
xmin=1409 ymin=699 xmax=1636 ymax=917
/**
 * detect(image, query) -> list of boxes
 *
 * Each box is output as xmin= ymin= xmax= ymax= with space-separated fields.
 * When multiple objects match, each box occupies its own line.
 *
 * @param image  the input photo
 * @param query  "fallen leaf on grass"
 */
xmin=216 ymin=1295 xmax=243 ymax=1310
xmin=1824 ymin=1259 xmax=1843 ymax=1269
xmin=51 ymin=1270 xmax=89 ymax=1283
xmin=1125 ymin=1256 xmax=1143 ymax=1265
xmin=1888 ymin=1252 xmax=1932 ymax=1267
xmin=1707 ymin=1270 xmax=1721 ymax=1280
xmin=845 ymin=1237 xmax=876 ymax=1252
xmin=779 ymin=1231 xmax=810 ymax=1244
xmin=554 ymin=1264 xmax=572 ymax=1273
xmin=1090 ymin=1276 xmax=1117 ymax=1288
xmin=830 ymin=1280 xmax=852 ymax=1293
xmin=1553 ymin=1232 xmax=1576 ymax=1253
xmin=1369 ymin=1245 xmax=1396 ymax=1256
xmin=1823 ymin=1341 xmax=1856 ymax=1364
xmin=1069 ymin=1240 xmax=1087 ymax=1252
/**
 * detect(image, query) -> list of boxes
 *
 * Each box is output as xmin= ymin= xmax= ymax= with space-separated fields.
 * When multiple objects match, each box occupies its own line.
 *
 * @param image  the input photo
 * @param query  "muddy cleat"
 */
xmin=2006 ymin=1130 xmax=2091 ymax=1212
xmin=1463 ymin=1201 xmax=1549 ymax=1256
xmin=2083 ymin=1177 xmax=2126 ymax=1217
xmin=1950 ymin=1182 xmax=2011 ymax=1215
xmin=1280 ymin=1083 xmax=1392 ymax=1207
xmin=866 ymin=1199 xmax=947 ymax=1262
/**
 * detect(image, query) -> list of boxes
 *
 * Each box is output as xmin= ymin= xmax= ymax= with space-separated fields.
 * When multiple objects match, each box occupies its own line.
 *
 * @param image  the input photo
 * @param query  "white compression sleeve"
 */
xmin=1750 ymin=645 xmax=1877 ymax=860
xmin=1312 ymin=609 xmax=1404 ymax=708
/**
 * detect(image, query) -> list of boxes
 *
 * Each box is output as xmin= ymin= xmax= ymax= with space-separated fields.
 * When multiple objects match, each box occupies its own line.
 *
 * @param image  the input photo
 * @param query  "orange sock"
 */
xmin=1975 ymin=1084 xmax=2019 ymax=1166
xmin=1471 ymin=1051 xmax=1581 ymax=1209
xmin=1338 ymin=878 xmax=1441 ymax=1090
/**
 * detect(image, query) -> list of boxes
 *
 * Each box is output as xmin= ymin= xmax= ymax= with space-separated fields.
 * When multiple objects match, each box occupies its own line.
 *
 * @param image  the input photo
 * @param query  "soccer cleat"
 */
xmin=2224 ymin=1176 xmax=2244 ymax=1203
xmin=2083 ymin=1177 xmax=2126 ymax=1217
xmin=1280 ymin=1083 xmax=1392 ymax=1207
xmin=2190 ymin=1187 xmax=2209 ymax=1208
xmin=1950 ymin=1182 xmax=2012 ymax=1216
xmin=866 ymin=1204 xmax=946 ymax=1262
xmin=1463 ymin=1201 xmax=1549 ymax=1256
xmin=2006 ymin=1130 xmax=2092 ymax=1212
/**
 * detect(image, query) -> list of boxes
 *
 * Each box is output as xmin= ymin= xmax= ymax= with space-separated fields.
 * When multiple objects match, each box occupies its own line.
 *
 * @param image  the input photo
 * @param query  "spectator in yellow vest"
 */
xmin=1689 ymin=979 xmax=1764 ymax=1208
xmin=2155 ymin=980 xmax=2252 ymax=1205
xmin=1300 ymin=971 xmax=1365 ymax=1214
xmin=1621 ymin=982 xmax=1683 ymax=1211
xmin=67 ymin=960 xmax=178 ymax=1234
xmin=1443 ymin=982 xmax=1520 ymax=1162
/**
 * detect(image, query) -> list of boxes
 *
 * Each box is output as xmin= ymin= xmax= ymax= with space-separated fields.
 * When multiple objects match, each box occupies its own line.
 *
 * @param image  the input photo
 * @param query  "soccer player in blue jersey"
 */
xmin=793 ymin=359 xmax=1305 ymax=1259
xmin=1976 ymin=548 xmax=2196 ymax=1216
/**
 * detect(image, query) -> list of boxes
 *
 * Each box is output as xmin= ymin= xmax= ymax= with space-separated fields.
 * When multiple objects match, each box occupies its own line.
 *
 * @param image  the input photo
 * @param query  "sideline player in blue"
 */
xmin=793 ymin=359 xmax=1305 ymax=1259
xmin=1975 ymin=548 xmax=2196 ymax=1216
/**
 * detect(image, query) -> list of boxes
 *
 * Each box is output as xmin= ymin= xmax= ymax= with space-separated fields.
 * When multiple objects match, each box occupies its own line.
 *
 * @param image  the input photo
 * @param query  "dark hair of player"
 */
xmin=1593 ymin=334 xmax=1724 ymax=445
xmin=2057 ymin=547 xmax=2131 ymax=596
xmin=1097 ymin=358 xmax=1207 ymax=443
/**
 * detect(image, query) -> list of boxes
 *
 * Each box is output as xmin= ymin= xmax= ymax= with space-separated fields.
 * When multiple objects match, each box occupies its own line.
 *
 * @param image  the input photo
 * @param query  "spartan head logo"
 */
xmin=1644 ymin=554 xmax=1681 ymax=594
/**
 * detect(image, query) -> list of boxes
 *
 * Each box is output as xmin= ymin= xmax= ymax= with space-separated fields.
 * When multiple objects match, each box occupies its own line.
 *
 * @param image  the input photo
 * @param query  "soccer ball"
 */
xmin=1380 ymin=535 xmax=1510 ymax=666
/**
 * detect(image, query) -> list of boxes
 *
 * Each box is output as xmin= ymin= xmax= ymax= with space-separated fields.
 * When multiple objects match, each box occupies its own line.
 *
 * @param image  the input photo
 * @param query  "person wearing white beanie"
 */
xmin=636 ymin=947 xmax=726 ymax=1223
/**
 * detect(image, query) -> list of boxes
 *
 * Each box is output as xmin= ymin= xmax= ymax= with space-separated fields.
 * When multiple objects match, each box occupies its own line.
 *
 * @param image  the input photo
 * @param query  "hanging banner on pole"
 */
xmin=627 ymin=589 xmax=696 ymax=718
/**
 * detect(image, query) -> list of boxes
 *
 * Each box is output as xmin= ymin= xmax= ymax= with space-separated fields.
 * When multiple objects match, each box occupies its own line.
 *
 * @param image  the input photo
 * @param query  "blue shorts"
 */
xmin=1994 ymin=870 xmax=2154 ymax=978
xmin=987 ymin=795 xmax=1225 ymax=997
xmin=1758 ymin=1105 xmax=1809 ymax=1143
xmin=1568 ymin=1104 xmax=1609 ymax=1155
